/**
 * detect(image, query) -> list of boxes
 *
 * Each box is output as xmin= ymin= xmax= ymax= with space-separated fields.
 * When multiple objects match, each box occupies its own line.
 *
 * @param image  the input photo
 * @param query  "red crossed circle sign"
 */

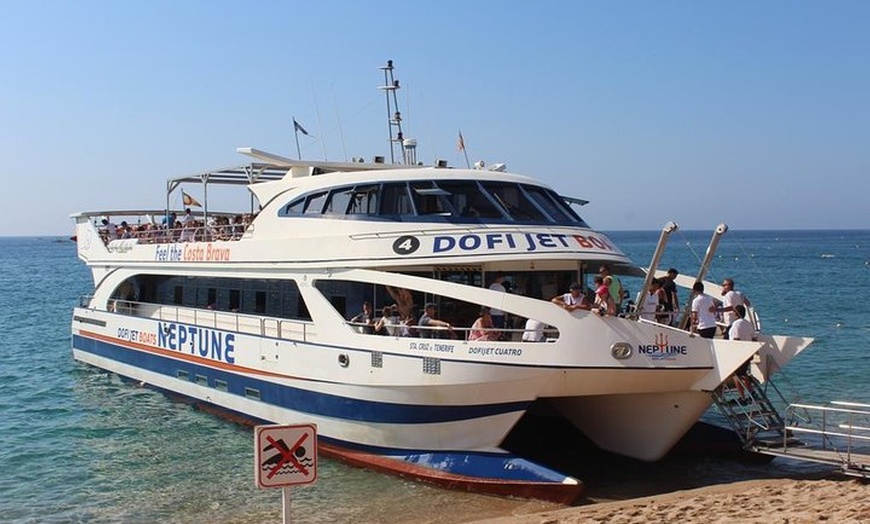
xmin=255 ymin=424 xmax=318 ymax=488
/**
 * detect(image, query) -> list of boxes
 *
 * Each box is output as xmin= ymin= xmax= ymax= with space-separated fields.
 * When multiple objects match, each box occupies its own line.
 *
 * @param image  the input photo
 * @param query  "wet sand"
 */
xmin=470 ymin=476 xmax=870 ymax=524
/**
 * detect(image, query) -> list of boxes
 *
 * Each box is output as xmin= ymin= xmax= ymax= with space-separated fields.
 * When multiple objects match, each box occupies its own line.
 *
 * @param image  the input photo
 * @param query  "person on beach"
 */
xmin=691 ymin=281 xmax=718 ymax=338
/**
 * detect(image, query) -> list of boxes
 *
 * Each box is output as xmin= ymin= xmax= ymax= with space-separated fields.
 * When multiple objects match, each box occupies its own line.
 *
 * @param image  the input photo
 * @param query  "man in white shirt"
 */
xmin=100 ymin=217 xmax=118 ymax=241
xmin=636 ymin=278 xmax=662 ymax=322
xmin=522 ymin=318 xmax=546 ymax=342
xmin=179 ymin=208 xmax=197 ymax=242
xmin=728 ymin=304 xmax=755 ymax=342
xmin=720 ymin=278 xmax=752 ymax=339
xmin=728 ymin=304 xmax=756 ymax=400
xmin=691 ymin=281 xmax=718 ymax=339
xmin=552 ymin=282 xmax=591 ymax=312
xmin=488 ymin=273 xmax=507 ymax=329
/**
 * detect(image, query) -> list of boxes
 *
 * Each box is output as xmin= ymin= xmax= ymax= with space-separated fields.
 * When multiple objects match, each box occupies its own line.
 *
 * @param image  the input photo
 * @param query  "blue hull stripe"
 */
xmin=98 ymin=372 xmax=571 ymax=485
xmin=73 ymin=334 xmax=531 ymax=424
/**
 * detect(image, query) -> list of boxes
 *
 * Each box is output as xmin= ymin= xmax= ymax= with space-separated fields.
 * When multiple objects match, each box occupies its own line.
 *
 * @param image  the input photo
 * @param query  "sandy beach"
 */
xmin=471 ymin=476 xmax=869 ymax=524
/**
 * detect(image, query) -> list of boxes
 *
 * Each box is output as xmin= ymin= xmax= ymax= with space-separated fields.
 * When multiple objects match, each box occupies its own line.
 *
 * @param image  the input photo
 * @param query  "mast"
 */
xmin=379 ymin=60 xmax=406 ymax=164
xmin=631 ymin=221 xmax=678 ymax=321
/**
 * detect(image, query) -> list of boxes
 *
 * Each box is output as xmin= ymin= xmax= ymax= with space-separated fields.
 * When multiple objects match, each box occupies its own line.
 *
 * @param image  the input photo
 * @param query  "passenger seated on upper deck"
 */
xmin=418 ymin=303 xmax=453 ymax=338
xmin=231 ymin=214 xmax=245 ymax=238
xmin=469 ymin=307 xmax=499 ymax=341
xmin=120 ymin=221 xmax=133 ymax=239
xmin=100 ymin=217 xmax=119 ymax=241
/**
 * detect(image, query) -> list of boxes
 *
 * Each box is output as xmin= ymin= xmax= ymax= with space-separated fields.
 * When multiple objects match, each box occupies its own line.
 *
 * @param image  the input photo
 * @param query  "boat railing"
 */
xmin=346 ymin=321 xmax=559 ymax=342
xmin=87 ymin=298 xmax=315 ymax=342
xmin=783 ymin=402 xmax=870 ymax=460
xmin=80 ymin=210 xmax=256 ymax=246
xmin=86 ymin=297 xmax=559 ymax=344
xmin=103 ymin=223 xmax=252 ymax=245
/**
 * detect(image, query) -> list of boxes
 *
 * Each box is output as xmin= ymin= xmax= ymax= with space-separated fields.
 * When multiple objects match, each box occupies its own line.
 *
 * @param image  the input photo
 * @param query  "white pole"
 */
xmin=282 ymin=486 xmax=292 ymax=524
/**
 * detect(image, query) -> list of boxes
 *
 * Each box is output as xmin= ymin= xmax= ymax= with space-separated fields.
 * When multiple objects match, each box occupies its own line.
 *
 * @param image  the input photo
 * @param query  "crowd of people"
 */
xmin=97 ymin=211 xmax=255 ymax=244
xmin=347 ymin=266 xmax=755 ymax=348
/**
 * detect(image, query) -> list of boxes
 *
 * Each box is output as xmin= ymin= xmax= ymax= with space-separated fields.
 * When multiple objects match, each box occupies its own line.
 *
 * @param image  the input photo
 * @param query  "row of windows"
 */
xmin=112 ymin=275 xmax=311 ymax=321
xmin=278 ymin=180 xmax=589 ymax=226
xmin=112 ymin=267 xmax=585 ymax=328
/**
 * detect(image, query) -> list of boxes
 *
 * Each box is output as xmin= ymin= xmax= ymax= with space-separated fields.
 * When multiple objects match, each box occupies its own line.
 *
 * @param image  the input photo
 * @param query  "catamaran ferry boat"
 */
xmin=71 ymin=62 xmax=812 ymax=502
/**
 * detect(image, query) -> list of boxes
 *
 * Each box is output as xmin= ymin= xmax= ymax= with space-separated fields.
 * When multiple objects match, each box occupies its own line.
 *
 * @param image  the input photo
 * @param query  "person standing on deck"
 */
xmin=599 ymin=265 xmax=623 ymax=314
xmin=728 ymin=304 xmax=757 ymax=400
xmin=659 ymin=268 xmax=680 ymax=325
xmin=488 ymin=273 xmax=508 ymax=330
xmin=179 ymin=208 xmax=196 ymax=242
xmin=552 ymin=282 xmax=592 ymax=312
xmin=691 ymin=281 xmax=718 ymax=339
xmin=719 ymin=278 xmax=752 ymax=339
xmin=637 ymin=278 xmax=662 ymax=322
xmin=418 ymin=302 xmax=452 ymax=338
xmin=351 ymin=301 xmax=375 ymax=334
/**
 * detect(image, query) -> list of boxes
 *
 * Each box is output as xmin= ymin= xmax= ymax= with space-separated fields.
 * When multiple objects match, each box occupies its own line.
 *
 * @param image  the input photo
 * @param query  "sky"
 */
xmin=1 ymin=1 xmax=868 ymax=236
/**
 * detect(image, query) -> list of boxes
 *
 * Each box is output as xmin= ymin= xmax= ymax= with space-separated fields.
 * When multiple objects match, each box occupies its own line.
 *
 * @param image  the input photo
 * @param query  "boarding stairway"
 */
xmin=711 ymin=378 xmax=870 ymax=478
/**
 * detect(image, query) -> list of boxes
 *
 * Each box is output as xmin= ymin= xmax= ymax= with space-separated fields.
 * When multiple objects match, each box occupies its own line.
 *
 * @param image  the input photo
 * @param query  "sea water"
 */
xmin=0 ymin=231 xmax=867 ymax=523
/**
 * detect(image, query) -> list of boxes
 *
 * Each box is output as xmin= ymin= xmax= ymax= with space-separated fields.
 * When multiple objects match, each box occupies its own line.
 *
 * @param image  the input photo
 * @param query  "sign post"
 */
xmin=254 ymin=424 xmax=318 ymax=524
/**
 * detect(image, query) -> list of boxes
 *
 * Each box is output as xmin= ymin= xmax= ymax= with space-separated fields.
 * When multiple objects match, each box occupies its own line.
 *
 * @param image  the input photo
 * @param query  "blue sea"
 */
xmin=0 ymin=230 xmax=868 ymax=523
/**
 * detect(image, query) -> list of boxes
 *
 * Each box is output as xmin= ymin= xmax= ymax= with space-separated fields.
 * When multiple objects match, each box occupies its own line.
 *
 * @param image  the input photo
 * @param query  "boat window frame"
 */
xmin=276 ymin=180 xmax=590 ymax=227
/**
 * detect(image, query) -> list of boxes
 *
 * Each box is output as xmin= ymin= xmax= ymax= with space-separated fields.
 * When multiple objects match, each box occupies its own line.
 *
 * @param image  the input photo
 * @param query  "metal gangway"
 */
xmin=712 ymin=379 xmax=870 ymax=478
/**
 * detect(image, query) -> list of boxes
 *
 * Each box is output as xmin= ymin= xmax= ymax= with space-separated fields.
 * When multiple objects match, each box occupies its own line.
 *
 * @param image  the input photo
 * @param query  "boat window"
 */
xmin=347 ymin=185 xmax=380 ymax=215
xmin=125 ymin=274 xmax=311 ymax=321
xmin=282 ymin=198 xmax=305 ymax=215
xmin=380 ymin=183 xmax=413 ymax=215
xmin=277 ymin=180 xmax=588 ymax=226
xmin=523 ymin=185 xmax=587 ymax=226
xmin=304 ymin=191 xmax=328 ymax=215
xmin=411 ymin=182 xmax=453 ymax=215
xmin=437 ymin=181 xmax=504 ymax=219
xmin=324 ymin=187 xmax=354 ymax=215
xmin=484 ymin=182 xmax=547 ymax=222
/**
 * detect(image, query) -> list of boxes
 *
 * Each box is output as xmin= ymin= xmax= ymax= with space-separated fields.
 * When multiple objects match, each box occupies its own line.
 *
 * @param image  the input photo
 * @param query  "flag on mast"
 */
xmin=293 ymin=119 xmax=310 ymax=136
xmin=181 ymin=190 xmax=202 ymax=208
xmin=457 ymin=130 xmax=466 ymax=151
